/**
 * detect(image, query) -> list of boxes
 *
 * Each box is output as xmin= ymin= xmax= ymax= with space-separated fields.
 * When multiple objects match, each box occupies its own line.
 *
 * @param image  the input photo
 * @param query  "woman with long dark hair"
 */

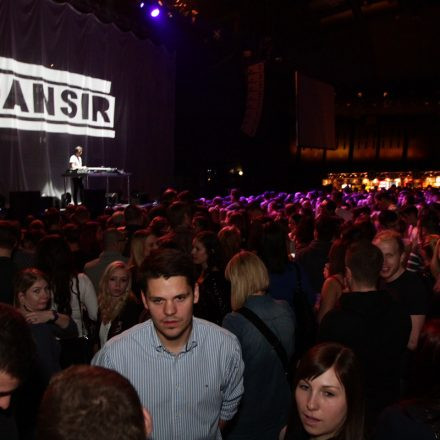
xmin=282 ymin=342 xmax=365 ymax=440
xmin=35 ymin=234 xmax=97 ymax=339
xmin=192 ymin=230 xmax=230 ymax=325
xmin=258 ymin=220 xmax=314 ymax=309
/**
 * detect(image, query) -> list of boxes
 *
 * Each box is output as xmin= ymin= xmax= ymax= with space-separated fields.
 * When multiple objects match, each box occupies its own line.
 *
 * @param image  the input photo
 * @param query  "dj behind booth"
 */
xmin=63 ymin=146 xmax=131 ymax=211
xmin=68 ymin=146 xmax=85 ymax=205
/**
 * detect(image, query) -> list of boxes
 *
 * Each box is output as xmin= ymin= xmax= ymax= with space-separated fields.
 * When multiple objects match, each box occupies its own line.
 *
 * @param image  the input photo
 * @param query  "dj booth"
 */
xmin=62 ymin=167 xmax=132 ymax=203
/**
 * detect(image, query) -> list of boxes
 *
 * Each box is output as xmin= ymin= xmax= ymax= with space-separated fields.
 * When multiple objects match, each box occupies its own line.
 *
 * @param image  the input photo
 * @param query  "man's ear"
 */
xmin=400 ymin=251 xmax=406 ymax=267
xmin=193 ymin=283 xmax=199 ymax=305
xmin=141 ymin=290 xmax=149 ymax=310
xmin=142 ymin=407 xmax=153 ymax=438
xmin=17 ymin=292 xmax=25 ymax=306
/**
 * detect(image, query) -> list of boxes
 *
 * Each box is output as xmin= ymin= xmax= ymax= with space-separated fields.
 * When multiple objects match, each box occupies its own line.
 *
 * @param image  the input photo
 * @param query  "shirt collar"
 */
xmin=150 ymin=318 xmax=198 ymax=354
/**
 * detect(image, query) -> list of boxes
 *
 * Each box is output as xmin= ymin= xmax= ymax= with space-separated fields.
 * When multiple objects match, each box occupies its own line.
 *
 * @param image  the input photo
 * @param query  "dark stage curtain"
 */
xmin=0 ymin=0 xmax=175 ymax=199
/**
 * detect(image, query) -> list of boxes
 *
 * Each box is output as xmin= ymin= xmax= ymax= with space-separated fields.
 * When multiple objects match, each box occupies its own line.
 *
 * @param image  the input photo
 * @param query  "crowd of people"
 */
xmin=0 ymin=183 xmax=440 ymax=439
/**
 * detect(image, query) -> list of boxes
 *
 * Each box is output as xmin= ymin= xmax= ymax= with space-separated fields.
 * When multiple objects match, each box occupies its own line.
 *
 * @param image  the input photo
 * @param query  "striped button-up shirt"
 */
xmin=92 ymin=317 xmax=244 ymax=440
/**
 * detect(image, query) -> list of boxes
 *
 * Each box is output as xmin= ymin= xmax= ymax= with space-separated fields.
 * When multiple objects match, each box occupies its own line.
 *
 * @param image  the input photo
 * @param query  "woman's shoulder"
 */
xmin=323 ymin=275 xmax=344 ymax=291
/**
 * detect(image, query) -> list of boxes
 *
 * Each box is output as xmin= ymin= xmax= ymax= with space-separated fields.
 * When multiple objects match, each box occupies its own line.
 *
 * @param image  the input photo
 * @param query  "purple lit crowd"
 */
xmin=0 ymin=184 xmax=440 ymax=440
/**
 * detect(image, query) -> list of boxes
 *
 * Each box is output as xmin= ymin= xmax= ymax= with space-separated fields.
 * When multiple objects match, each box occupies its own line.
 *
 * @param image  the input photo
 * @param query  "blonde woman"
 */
xmin=222 ymin=251 xmax=295 ymax=440
xmin=98 ymin=261 xmax=143 ymax=347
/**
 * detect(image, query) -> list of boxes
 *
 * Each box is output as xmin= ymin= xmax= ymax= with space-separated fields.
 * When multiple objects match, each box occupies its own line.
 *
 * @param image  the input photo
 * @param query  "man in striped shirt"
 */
xmin=93 ymin=248 xmax=244 ymax=440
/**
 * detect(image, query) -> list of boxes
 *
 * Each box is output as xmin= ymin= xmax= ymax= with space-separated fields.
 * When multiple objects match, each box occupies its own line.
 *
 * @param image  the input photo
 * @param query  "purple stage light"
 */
xmin=150 ymin=7 xmax=160 ymax=18
xmin=139 ymin=2 xmax=145 ymax=8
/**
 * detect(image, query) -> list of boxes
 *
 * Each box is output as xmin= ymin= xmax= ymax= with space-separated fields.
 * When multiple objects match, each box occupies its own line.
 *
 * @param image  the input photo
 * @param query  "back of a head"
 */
xmin=103 ymin=228 xmax=124 ymax=250
xmin=341 ymin=220 xmax=376 ymax=245
xmin=225 ymin=250 xmax=269 ymax=311
xmin=36 ymin=365 xmax=146 ymax=440
xmin=161 ymin=187 xmax=178 ymax=205
xmin=194 ymin=230 xmax=221 ymax=270
xmin=418 ymin=208 xmax=440 ymax=235
xmin=315 ymin=215 xmax=339 ymax=242
xmin=148 ymin=215 xmax=170 ymax=237
xmin=0 ymin=220 xmax=18 ymax=250
xmin=218 ymin=226 xmax=241 ymax=265
xmin=258 ymin=220 xmax=288 ymax=273
xmin=124 ymin=204 xmax=144 ymax=226
xmin=109 ymin=211 xmax=125 ymax=227
xmin=0 ymin=303 xmax=35 ymax=384
xmin=177 ymin=190 xmax=194 ymax=204
xmin=43 ymin=208 xmax=61 ymax=229
xmin=35 ymin=234 xmax=73 ymax=275
xmin=345 ymin=241 xmax=383 ymax=287
xmin=62 ymin=223 xmax=80 ymax=244
xmin=167 ymin=201 xmax=191 ymax=229
xmin=400 ymin=205 xmax=418 ymax=218
xmin=378 ymin=210 xmax=399 ymax=230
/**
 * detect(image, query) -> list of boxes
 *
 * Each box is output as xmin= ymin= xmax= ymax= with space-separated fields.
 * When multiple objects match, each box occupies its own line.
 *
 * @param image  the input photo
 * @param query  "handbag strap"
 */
xmin=72 ymin=275 xmax=86 ymax=337
xmin=292 ymin=261 xmax=303 ymax=296
xmin=237 ymin=306 xmax=289 ymax=374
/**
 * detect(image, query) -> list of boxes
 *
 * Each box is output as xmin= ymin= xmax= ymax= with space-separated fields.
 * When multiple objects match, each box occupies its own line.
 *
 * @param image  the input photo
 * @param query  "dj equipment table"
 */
xmin=62 ymin=168 xmax=132 ymax=202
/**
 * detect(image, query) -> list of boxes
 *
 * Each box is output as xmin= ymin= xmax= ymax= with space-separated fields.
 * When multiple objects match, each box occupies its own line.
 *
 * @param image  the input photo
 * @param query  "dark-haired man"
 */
xmin=319 ymin=241 xmax=411 ymax=426
xmin=93 ymin=248 xmax=244 ymax=440
xmin=36 ymin=365 xmax=153 ymax=440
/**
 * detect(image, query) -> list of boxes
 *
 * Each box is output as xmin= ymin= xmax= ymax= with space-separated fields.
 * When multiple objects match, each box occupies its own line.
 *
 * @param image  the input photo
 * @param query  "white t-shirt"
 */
xmin=99 ymin=321 xmax=112 ymax=347
xmin=69 ymin=154 xmax=82 ymax=170
xmin=69 ymin=273 xmax=98 ymax=337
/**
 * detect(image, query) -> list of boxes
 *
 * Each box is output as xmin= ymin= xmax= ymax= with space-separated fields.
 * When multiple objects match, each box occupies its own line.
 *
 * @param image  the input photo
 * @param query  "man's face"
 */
xmin=0 ymin=370 xmax=20 ymax=410
xmin=142 ymin=276 xmax=198 ymax=352
xmin=374 ymin=239 xmax=405 ymax=282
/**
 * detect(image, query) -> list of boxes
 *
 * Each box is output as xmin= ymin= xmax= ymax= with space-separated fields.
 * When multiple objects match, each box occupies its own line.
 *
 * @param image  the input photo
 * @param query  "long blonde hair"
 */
xmin=98 ymin=261 xmax=132 ymax=324
xmin=225 ymin=251 xmax=269 ymax=311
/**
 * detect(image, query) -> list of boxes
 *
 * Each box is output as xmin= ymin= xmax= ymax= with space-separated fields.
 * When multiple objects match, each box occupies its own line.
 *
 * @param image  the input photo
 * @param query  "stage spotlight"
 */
xmin=150 ymin=7 xmax=161 ymax=17
xmin=139 ymin=2 xmax=145 ymax=8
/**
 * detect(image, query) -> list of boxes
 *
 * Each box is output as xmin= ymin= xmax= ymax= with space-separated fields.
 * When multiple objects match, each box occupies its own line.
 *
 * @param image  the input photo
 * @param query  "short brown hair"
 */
xmin=36 ymin=365 xmax=146 ymax=440
xmin=141 ymin=248 xmax=197 ymax=291
xmin=345 ymin=241 xmax=383 ymax=286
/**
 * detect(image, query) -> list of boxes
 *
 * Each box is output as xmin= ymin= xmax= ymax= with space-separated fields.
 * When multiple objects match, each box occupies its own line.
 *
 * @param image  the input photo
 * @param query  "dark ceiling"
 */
xmin=56 ymin=0 xmax=440 ymax=93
